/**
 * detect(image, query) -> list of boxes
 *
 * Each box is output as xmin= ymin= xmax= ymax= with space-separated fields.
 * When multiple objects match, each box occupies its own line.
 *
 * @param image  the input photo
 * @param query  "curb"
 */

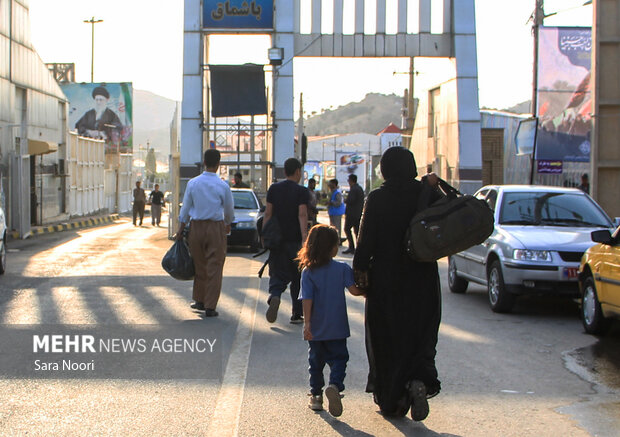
xmin=9 ymin=214 xmax=121 ymax=239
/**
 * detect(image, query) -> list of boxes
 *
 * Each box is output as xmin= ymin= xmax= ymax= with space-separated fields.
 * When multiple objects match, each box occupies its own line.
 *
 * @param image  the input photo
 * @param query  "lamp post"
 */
xmin=83 ymin=17 xmax=103 ymax=83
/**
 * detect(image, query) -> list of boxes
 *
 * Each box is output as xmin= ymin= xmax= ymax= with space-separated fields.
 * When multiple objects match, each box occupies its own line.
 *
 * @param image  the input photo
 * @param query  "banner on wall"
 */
xmin=62 ymin=83 xmax=133 ymax=154
xmin=203 ymin=0 xmax=274 ymax=29
xmin=335 ymin=152 xmax=366 ymax=191
xmin=536 ymin=27 xmax=591 ymax=162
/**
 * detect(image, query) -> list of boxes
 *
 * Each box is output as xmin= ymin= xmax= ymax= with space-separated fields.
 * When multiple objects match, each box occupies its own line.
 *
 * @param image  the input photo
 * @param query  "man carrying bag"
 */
xmin=174 ymin=149 xmax=234 ymax=317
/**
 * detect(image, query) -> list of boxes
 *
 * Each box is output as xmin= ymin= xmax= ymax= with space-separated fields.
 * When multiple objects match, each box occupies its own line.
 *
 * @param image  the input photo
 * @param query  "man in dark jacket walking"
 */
xmin=342 ymin=174 xmax=364 ymax=254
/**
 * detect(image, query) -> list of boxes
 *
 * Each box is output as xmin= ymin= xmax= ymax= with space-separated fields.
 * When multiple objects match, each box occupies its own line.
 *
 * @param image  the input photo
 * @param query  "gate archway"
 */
xmin=182 ymin=0 xmax=482 ymax=189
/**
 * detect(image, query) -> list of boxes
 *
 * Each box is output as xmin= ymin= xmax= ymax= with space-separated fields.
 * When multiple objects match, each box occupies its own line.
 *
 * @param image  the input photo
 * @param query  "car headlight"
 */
xmin=512 ymin=249 xmax=552 ymax=262
xmin=235 ymin=221 xmax=255 ymax=229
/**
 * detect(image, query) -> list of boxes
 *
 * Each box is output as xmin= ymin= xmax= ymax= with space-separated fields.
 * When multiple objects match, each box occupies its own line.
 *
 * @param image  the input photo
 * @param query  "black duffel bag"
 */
xmin=405 ymin=178 xmax=494 ymax=262
xmin=161 ymin=239 xmax=195 ymax=280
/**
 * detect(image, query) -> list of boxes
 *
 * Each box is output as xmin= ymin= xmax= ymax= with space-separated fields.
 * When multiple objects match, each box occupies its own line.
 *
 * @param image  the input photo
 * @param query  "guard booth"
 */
xmin=182 ymin=0 xmax=483 ymax=192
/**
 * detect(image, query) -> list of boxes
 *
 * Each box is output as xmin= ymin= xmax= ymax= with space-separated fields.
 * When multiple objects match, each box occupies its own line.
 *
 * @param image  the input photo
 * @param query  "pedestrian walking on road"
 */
xmin=307 ymin=178 xmax=319 ymax=228
xmin=298 ymin=224 xmax=364 ymax=417
xmin=263 ymin=158 xmax=309 ymax=324
xmin=342 ymin=174 xmax=364 ymax=254
xmin=132 ymin=181 xmax=146 ymax=226
xmin=148 ymin=183 xmax=165 ymax=226
xmin=175 ymin=149 xmax=234 ymax=317
xmin=353 ymin=146 xmax=441 ymax=421
xmin=327 ymin=179 xmax=345 ymax=244
xmin=578 ymin=173 xmax=590 ymax=194
xmin=232 ymin=172 xmax=250 ymax=188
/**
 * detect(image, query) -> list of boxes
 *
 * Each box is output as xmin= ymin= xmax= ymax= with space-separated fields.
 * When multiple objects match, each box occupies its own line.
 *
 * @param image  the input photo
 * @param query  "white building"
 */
xmin=1 ymin=0 xmax=111 ymax=238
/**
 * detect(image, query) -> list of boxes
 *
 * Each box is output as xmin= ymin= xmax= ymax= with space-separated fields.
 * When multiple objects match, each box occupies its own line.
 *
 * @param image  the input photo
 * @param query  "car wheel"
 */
xmin=448 ymin=256 xmax=468 ymax=294
xmin=581 ymin=276 xmax=610 ymax=335
xmin=0 ymin=236 xmax=6 ymax=275
xmin=487 ymin=260 xmax=515 ymax=313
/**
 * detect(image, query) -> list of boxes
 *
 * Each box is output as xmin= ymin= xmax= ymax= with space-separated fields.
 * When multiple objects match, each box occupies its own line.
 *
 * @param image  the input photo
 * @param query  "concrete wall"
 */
xmin=592 ymin=0 xmax=620 ymax=219
xmin=0 ymin=0 xmax=69 ymax=236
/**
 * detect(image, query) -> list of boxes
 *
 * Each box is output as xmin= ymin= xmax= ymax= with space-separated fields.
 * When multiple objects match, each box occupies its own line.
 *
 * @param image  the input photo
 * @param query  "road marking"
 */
xmin=50 ymin=287 xmax=95 ymax=324
xmin=2 ymin=289 xmax=40 ymax=324
xmin=207 ymin=280 xmax=261 ymax=437
xmin=144 ymin=286 xmax=202 ymax=320
xmin=99 ymin=286 xmax=158 ymax=324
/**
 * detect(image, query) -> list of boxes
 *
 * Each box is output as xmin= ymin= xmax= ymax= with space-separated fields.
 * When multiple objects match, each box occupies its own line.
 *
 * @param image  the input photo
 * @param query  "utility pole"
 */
xmin=531 ymin=1 xmax=544 ymax=116
xmin=529 ymin=0 xmax=544 ymax=184
xmin=406 ymin=57 xmax=415 ymax=148
xmin=83 ymin=17 xmax=103 ymax=83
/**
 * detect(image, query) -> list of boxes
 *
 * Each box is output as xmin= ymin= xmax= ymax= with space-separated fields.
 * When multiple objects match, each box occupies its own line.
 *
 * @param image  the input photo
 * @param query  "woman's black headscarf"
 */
xmin=380 ymin=146 xmax=418 ymax=182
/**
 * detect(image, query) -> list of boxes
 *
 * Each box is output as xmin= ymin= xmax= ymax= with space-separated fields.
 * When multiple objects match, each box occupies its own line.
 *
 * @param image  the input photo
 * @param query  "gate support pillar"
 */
xmin=272 ymin=0 xmax=296 ymax=178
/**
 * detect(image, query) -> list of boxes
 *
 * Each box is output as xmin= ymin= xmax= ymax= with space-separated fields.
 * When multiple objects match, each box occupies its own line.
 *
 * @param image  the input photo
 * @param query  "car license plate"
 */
xmin=564 ymin=267 xmax=579 ymax=279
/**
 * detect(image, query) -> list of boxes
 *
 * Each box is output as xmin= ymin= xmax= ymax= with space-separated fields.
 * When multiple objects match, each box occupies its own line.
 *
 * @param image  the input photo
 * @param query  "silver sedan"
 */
xmin=448 ymin=185 xmax=614 ymax=313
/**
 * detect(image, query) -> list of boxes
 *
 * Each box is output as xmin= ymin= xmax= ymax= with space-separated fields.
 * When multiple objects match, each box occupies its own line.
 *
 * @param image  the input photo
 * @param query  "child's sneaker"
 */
xmin=308 ymin=394 xmax=323 ymax=411
xmin=324 ymin=384 xmax=343 ymax=417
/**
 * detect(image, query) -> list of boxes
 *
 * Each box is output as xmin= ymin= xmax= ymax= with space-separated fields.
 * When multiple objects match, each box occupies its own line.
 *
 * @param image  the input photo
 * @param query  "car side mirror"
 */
xmin=591 ymin=230 xmax=613 ymax=245
xmin=260 ymin=205 xmax=266 ymax=213
xmin=614 ymin=217 xmax=620 ymax=227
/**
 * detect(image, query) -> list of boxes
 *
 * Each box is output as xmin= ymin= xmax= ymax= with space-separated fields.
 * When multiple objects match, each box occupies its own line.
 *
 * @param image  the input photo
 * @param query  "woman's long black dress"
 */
xmin=353 ymin=177 xmax=442 ymax=416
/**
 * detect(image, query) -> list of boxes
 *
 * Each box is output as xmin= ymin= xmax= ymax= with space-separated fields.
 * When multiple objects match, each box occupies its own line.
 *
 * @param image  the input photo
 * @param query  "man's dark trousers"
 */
xmin=344 ymin=215 xmax=361 ymax=250
xmin=268 ymin=241 xmax=303 ymax=318
xmin=133 ymin=201 xmax=145 ymax=225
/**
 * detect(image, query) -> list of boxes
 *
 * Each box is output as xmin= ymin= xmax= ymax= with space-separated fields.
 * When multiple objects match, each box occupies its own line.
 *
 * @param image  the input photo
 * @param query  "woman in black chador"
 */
xmin=353 ymin=146 xmax=441 ymax=421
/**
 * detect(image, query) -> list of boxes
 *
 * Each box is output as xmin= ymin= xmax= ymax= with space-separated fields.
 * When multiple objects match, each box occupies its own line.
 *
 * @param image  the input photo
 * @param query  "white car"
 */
xmin=448 ymin=185 xmax=614 ymax=313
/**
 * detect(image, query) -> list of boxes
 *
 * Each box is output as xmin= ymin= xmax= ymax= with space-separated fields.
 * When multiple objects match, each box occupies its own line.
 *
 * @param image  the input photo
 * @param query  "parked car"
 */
xmin=447 ymin=185 xmax=614 ymax=313
xmin=578 ymin=226 xmax=620 ymax=334
xmin=228 ymin=188 xmax=264 ymax=252
xmin=0 ymin=206 xmax=6 ymax=274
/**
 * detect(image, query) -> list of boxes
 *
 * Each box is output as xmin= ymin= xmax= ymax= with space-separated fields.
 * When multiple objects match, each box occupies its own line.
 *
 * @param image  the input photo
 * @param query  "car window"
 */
xmin=475 ymin=189 xmax=489 ymax=201
xmin=486 ymin=190 xmax=498 ymax=211
xmin=499 ymin=192 xmax=613 ymax=227
xmin=232 ymin=191 xmax=258 ymax=210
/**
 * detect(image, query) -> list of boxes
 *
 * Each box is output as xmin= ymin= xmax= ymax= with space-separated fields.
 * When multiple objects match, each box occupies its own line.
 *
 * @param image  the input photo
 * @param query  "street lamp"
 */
xmin=83 ymin=17 xmax=103 ymax=83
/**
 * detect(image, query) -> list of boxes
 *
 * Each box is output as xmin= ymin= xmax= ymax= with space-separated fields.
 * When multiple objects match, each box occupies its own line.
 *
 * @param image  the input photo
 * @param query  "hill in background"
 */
xmin=132 ymin=89 xmax=178 ymax=158
xmin=130 ymin=91 xmax=414 ymax=157
xmin=304 ymin=93 xmax=407 ymax=135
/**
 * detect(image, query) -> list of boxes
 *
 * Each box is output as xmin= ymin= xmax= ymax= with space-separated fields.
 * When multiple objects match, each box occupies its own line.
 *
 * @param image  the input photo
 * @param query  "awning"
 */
xmin=28 ymin=139 xmax=58 ymax=155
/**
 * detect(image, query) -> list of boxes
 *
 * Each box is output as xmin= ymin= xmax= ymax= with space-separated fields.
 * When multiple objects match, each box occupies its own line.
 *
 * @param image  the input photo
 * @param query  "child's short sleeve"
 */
xmin=299 ymin=269 xmax=314 ymax=300
xmin=343 ymin=263 xmax=355 ymax=288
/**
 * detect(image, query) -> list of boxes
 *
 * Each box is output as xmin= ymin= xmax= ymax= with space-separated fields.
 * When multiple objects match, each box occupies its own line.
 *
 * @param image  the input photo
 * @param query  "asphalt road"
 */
xmin=0 ymin=216 xmax=618 ymax=437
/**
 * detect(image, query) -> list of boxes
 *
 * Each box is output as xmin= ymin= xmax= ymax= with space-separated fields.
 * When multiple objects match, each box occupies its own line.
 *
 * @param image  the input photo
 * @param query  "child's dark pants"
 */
xmin=308 ymin=339 xmax=348 ymax=395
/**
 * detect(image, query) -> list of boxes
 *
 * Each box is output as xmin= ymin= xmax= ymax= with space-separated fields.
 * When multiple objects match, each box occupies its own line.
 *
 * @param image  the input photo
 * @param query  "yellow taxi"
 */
xmin=579 ymin=226 xmax=620 ymax=334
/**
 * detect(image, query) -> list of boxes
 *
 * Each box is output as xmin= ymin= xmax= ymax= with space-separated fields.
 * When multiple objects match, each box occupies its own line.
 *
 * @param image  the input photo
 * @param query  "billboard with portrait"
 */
xmin=536 ymin=27 xmax=591 ymax=162
xmin=62 ymin=82 xmax=133 ymax=154
xmin=335 ymin=152 xmax=366 ymax=191
xmin=303 ymin=161 xmax=323 ymax=188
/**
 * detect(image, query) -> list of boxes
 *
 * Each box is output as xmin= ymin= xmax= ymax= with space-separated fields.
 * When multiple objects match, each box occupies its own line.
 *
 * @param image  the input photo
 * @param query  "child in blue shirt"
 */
xmin=298 ymin=224 xmax=364 ymax=417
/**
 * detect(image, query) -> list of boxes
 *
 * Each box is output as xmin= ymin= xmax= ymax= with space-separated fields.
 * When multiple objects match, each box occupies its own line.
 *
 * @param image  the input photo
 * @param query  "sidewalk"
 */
xmin=8 ymin=213 xmax=122 ymax=240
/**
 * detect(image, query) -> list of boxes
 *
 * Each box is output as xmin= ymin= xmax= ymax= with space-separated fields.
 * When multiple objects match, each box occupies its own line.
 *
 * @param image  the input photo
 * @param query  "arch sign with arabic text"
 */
xmin=203 ymin=0 xmax=273 ymax=29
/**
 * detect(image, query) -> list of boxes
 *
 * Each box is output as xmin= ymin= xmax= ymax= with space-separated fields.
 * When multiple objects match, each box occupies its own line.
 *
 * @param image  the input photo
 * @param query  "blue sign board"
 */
xmin=203 ymin=0 xmax=273 ymax=29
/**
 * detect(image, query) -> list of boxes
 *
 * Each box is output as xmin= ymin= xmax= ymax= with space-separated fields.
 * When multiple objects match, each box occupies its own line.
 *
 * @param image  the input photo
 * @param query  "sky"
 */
xmin=28 ymin=0 xmax=592 ymax=117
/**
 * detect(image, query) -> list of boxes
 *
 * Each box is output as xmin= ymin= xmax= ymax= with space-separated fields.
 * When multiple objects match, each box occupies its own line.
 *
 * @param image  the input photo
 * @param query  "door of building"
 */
xmin=481 ymin=128 xmax=504 ymax=186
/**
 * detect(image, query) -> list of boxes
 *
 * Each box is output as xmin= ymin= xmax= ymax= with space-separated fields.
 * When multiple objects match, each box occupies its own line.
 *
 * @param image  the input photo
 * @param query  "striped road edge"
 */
xmin=7 ymin=214 xmax=120 ymax=239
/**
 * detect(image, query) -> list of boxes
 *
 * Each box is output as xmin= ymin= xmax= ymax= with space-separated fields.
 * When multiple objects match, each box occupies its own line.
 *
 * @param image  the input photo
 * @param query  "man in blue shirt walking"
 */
xmin=176 ymin=149 xmax=234 ymax=317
